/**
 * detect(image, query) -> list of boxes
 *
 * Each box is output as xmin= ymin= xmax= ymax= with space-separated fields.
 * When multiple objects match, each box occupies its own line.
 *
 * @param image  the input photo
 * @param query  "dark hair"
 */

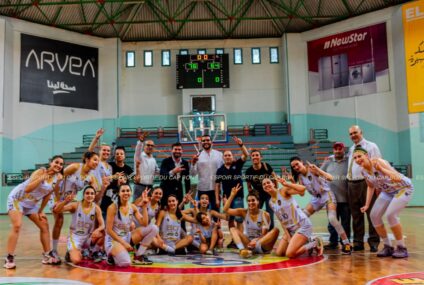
xmin=247 ymin=191 xmax=260 ymax=203
xmin=167 ymin=194 xmax=182 ymax=220
xmin=201 ymin=134 xmax=211 ymax=139
xmin=115 ymin=146 xmax=126 ymax=153
xmin=82 ymin=151 xmax=98 ymax=163
xmin=289 ymin=156 xmax=302 ymax=182
xmin=50 ymin=155 xmax=64 ymax=162
xmin=151 ymin=187 xmax=162 ymax=208
xmin=117 ymin=184 xmax=132 ymax=220
xmin=250 ymin=149 xmax=262 ymax=156
xmin=196 ymin=212 xmax=207 ymax=224
xmin=81 ymin=185 xmax=95 ymax=202
xmin=171 ymin=142 xmax=182 ymax=149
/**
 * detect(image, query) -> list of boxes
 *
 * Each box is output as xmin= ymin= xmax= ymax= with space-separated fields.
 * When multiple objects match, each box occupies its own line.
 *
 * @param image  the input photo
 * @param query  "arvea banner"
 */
xmin=307 ymin=23 xmax=389 ymax=104
xmin=20 ymin=34 xmax=98 ymax=110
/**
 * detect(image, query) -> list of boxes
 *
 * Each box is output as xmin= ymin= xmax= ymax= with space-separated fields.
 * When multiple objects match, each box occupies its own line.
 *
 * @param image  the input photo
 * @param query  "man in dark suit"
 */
xmin=160 ymin=142 xmax=191 ymax=206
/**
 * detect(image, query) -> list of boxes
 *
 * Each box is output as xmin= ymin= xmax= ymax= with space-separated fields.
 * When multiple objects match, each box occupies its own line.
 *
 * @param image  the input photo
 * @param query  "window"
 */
xmin=197 ymin=49 xmax=206 ymax=55
xmin=251 ymin=48 xmax=261 ymax=64
xmin=270 ymin=47 xmax=279 ymax=63
xmin=233 ymin=48 xmax=243 ymax=64
xmin=215 ymin=48 xmax=224 ymax=55
xmin=144 ymin=50 xmax=153 ymax=67
xmin=161 ymin=50 xmax=171 ymax=66
xmin=126 ymin=51 xmax=135 ymax=67
xmin=180 ymin=49 xmax=189 ymax=55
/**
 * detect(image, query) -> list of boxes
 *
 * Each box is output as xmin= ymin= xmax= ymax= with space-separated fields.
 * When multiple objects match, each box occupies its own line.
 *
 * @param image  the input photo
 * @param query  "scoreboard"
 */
xmin=176 ymin=54 xmax=229 ymax=89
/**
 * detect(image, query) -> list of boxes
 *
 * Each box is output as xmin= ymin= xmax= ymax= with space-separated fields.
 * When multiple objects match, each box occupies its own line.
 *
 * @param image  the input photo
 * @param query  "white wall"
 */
xmin=120 ymin=38 xmax=285 ymax=125
xmin=0 ymin=16 xmax=118 ymax=171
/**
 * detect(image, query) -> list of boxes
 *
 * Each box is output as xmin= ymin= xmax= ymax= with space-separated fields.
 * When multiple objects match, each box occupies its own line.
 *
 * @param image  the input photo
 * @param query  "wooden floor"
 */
xmin=1 ymin=208 xmax=423 ymax=285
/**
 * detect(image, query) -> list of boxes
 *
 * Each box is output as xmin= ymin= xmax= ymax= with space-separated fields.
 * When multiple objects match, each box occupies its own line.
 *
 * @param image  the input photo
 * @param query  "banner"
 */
xmin=307 ymin=23 xmax=390 ymax=103
xmin=403 ymin=0 xmax=424 ymax=113
xmin=20 ymin=34 xmax=98 ymax=110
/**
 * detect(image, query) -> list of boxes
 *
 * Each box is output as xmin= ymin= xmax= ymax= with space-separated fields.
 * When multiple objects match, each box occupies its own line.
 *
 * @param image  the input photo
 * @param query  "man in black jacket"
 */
xmin=160 ymin=142 xmax=191 ymax=205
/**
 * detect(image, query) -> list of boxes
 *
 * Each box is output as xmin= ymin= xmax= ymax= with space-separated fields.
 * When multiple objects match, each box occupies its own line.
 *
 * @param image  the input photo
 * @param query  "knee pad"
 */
xmin=386 ymin=211 xmax=400 ymax=227
xmin=370 ymin=207 xmax=384 ymax=227
xmin=328 ymin=210 xmax=345 ymax=236
xmin=114 ymin=251 xmax=131 ymax=267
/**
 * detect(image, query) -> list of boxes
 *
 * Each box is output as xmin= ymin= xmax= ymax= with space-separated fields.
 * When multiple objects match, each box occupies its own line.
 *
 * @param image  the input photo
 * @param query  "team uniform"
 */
xmin=243 ymin=209 xmax=269 ymax=240
xmin=190 ymin=211 xmax=214 ymax=248
xmin=160 ymin=212 xmax=185 ymax=248
xmin=362 ymin=165 xmax=413 ymax=227
xmin=7 ymin=175 xmax=59 ymax=215
xmin=67 ymin=202 xmax=97 ymax=251
xmin=299 ymin=171 xmax=336 ymax=211
xmin=269 ymin=191 xmax=312 ymax=239
xmin=105 ymin=205 xmax=134 ymax=255
xmin=134 ymin=202 xmax=160 ymax=227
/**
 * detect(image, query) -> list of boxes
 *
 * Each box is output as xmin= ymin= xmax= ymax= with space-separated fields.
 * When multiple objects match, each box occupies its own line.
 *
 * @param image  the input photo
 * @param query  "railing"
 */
xmin=118 ymin=127 xmax=178 ymax=139
xmin=393 ymin=164 xmax=412 ymax=178
xmin=82 ymin=134 xmax=95 ymax=146
xmin=310 ymin=128 xmax=328 ymax=142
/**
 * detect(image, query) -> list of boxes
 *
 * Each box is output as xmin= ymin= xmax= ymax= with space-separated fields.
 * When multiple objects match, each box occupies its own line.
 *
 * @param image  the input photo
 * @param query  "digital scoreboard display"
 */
xmin=176 ymin=54 xmax=229 ymax=89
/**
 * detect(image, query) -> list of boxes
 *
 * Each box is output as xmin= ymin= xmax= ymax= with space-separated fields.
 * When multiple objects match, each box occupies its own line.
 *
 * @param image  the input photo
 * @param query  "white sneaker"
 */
xmin=3 ymin=255 xmax=16 ymax=269
xmin=314 ymin=236 xmax=324 ymax=256
xmin=42 ymin=251 xmax=61 ymax=265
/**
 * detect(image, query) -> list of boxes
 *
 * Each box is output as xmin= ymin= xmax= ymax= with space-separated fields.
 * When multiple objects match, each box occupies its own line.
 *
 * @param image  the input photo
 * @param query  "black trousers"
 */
xmin=347 ymin=180 xmax=379 ymax=248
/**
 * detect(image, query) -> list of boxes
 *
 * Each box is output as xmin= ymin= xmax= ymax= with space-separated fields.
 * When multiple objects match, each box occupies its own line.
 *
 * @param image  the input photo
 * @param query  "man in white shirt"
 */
xmin=190 ymin=134 xmax=224 ymax=211
xmin=134 ymin=132 xmax=159 ymax=200
xmin=347 ymin=125 xmax=381 ymax=252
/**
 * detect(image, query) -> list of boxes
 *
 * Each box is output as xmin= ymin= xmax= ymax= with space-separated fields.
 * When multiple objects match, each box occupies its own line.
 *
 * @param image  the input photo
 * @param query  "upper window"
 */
xmin=215 ymin=48 xmax=224 ymax=55
xmin=251 ymin=48 xmax=261 ymax=64
xmin=180 ymin=49 xmax=189 ymax=55
xmin=270 ymin=47 xmax=279 ymax=63
xmin=197 ymin=49 xmax=206 ymax=55
xmin=126 ymin=51 xmax=135 ymax=67
xmin=144 ymin=50 xmax=153 ymax=67
xmin=233 ymin=48 xmax=243 ymax=64
xmin=161 ymin=50 xmax=171 ymax=66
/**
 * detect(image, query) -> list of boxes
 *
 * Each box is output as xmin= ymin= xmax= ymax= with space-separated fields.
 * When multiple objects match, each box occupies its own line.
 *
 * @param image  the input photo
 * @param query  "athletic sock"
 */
xmin=52 ymin=239 xmax=59 ymax=251
xmin=164 ymin=245 xmax=175 ymax=253
xmin=342 ymin=239 xmax=350 ymax=245
xmin=383 ymin=237 xmax=391 ymax=246
xmin=136 ymin=245 xmax=147 ymax=257
xmin=396 ymin=239 xmax=405 ymax=247
xmin=236 ymin=243 xmax=244 ymax=250
xmin=304 ymin=240 xmax=317 ymax=250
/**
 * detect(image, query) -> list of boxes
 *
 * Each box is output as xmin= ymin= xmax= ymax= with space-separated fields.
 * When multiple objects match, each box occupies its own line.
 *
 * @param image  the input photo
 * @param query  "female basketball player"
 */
xmin=263 ymin=177 xmax=323 ymax=258
xmin=354 ymin=146 xmax=413 ymax=258
xmin=153 ymin=195 xmax=193 ymax=255
xmin=53 ymin=186 xmax=104 ymax=265
xmin=50 ymin=151 xmax=105 ymax=261
xmin=134 ymin=186 xmax=163 ymax=224
xmin=224 ymin=184 xmax=279 ymax=258
xmin=105 ymin=185 xmax=158 ymax=266
xmin=4 ymin=155 xmax=64 ymax=269
xmin=290 ymin=157 xmax=352 ymax=254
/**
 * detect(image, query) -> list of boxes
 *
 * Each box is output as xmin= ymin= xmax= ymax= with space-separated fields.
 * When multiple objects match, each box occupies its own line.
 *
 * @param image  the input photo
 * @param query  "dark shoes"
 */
xmin=377 ymin=244 xmax=394 ymax=257
xmin=324 ymin=243 xmax=339 ymax=250
xmin=392 ymin=246 xmax=408 ymax=259
xmin=369 ymin=245 xmax=378 ymax=253
xmin=353 ymin=245 xmax=365 ymax=251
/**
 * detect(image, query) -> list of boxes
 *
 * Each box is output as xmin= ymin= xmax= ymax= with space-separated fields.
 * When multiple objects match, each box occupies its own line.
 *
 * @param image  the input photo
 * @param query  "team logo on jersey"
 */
xmin=90 ymin=214 xmax=95 ymax=221
xmin=257 ymin=221 xmax=262 ymax=227
xmin=277 ymin=199 xmax=281 ymax=206
xmin=307 ymin=175 xmax=312 ymax=181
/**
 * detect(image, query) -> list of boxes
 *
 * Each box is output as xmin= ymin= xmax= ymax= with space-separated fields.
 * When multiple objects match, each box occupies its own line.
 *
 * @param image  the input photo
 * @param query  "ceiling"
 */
xmin=0 ymin=0 xmax=411 ymax=41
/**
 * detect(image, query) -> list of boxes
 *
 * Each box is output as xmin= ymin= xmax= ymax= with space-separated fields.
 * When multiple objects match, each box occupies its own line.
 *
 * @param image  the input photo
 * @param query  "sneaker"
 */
xmin=51 ymin=250 xmax=62 ymax=264
xmin=377 ymin=244 xmax=394 ymax=257
xmin=92 ymin=251 xmax=103 ymax=263
xmin=227 ymin=241 xmax=238 ymax=249
xmin=65 ymin=251 xmax=71 ymax=263
xmin=239 ymin=249 xmax=253 ymax=258
xmin=3 ymin=254 xmax=16 ymax=269
xmin=205 ymin=250 xmax=213 ymax=255
xmin=392 ymin=246 xmax=408 ymax=259
xmin=314 ymin=236 xmax=324 ymax=256
xmin=324 ymin=243 xmax=339 ymax=250
xmin=100 ymin=251 xmax=108 ymax=260
xmin=42 ymin=251 xmax=61 ymax=265
xmin=132 ymin=255 xmax=153 ymax=265
xmin=341 ymin=244 xmax=352 ymax=255
xmin=106 ymin=256 xmax=115 ymax=266
xmin=145 ymin=249 xmax=157 ymax=256
xmin=81 ymin=249 xmax=91 ymax=259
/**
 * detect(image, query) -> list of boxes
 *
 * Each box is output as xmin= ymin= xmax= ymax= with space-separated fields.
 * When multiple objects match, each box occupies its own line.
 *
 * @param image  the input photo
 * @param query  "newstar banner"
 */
xmin=307 ymin=23 xmax=390 ymax=103
xmin=403 ymin=0 xmax=424 ymax=113
xmin=20 ymin=34 xmax=98 ymax=110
